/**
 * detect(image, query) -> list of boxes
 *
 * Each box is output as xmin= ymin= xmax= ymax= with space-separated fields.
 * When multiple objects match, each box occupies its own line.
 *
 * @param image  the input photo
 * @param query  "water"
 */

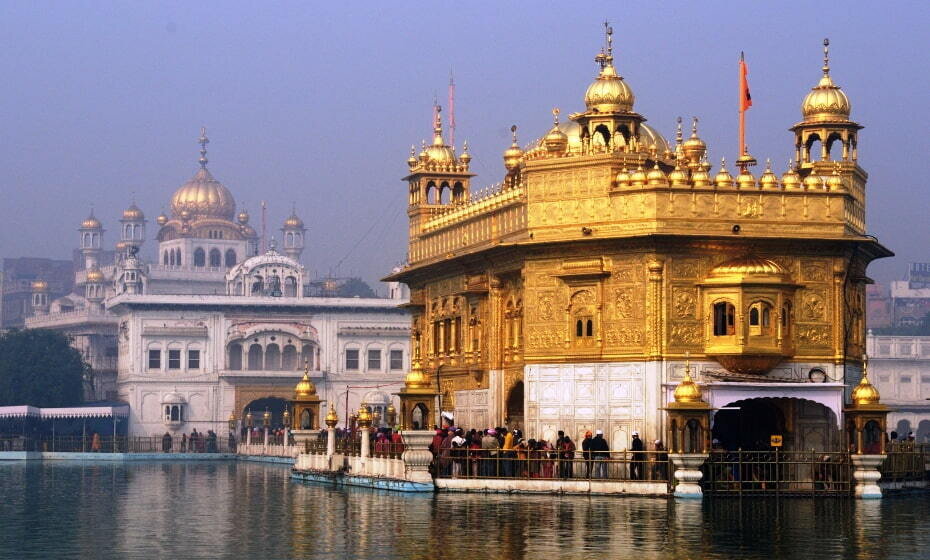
xmin=0 ymin=461 xmax=928 ymax=560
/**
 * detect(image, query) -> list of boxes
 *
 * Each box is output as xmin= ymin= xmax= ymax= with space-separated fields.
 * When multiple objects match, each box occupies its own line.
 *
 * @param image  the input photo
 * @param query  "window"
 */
xmin=168 ymin=349 xmax=181 ymax=369
xmin=164 ymin=404 xmax=183 ymax=423
xmin=209 ymin=249 xmax=221 ymax=267
xmin=148 ymin=349 xmax=161 ymax=370
xmin=390 ymin=349 xmax=403 ymax=370
xmin=368 ymin=349 xmax=382 ymax=370
xmin=748 ymin=302 xmax=773 ymax=336
xmin=900 ymin=376 xmax=912 ymax=384
xmin=713 ymin=302 xmax=736 ymax=336
xmin=193 ymin=248 xmax=206 ymax=267
xmin=188 ymin=349 xmax=200 ymax=370
xmin=345 ymin=349 xmax=359 ymax=370
xmin=225 ymin=249 xmax=237 ymax=267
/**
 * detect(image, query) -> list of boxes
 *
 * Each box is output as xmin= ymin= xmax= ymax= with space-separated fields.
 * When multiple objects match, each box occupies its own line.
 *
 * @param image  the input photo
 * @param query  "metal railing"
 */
xmin=0 ymin=435 xmax=236 ymax=454
xmin=434 ymin=450 xmax=671 ymax=483
xmin=702 ymin=450 xmax=853 ymax=496
xmin=880 ymin=443 xmax=930 ymax=483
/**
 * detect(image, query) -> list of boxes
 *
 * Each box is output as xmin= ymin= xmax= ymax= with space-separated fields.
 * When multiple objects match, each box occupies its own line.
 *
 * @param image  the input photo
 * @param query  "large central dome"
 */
xmin=170 ymin=167 xmax=236 ymax=221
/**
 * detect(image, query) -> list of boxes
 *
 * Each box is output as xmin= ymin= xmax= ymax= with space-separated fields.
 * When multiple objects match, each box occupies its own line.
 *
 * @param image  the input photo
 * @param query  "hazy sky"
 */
xmin=1 ymin=2 xmax=928 ymax=288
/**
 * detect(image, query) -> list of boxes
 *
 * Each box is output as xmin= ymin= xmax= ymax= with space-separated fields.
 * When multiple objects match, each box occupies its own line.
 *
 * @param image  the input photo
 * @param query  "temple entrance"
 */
xmin=242 ymin=397 xmax=289 ymax=428
xmin=506 ymin=381 xmax=524 ymax=430
xmin=711 ymin=397 xmax=839 ymax=452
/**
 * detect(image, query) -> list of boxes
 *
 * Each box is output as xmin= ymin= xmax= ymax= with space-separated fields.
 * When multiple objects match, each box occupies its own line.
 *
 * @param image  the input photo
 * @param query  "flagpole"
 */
xmin=739 ymin=51 xmax=746 ymax=158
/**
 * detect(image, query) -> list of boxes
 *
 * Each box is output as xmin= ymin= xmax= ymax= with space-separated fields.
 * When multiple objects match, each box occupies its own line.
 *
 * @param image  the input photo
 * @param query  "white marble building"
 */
xmin=26 ymin=129 xmax=410 ymax=434
xmin=867 ymin=331 xmax=930 ymax=442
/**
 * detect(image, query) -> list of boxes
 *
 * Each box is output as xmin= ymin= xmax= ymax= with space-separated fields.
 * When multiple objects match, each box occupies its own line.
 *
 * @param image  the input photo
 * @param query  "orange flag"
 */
xmin=740 ymin=52 xmax=752 ymax=111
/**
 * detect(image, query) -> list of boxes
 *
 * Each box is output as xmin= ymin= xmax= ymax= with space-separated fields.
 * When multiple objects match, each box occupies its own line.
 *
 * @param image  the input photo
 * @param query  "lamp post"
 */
xmin=325 ymin=405 xmax=339 ymax=457
xmin=386 ymin=404 xmax=397 ymax=430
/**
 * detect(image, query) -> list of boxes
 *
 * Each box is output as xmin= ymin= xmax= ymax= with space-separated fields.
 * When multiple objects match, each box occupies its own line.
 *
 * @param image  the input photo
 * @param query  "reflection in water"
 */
xmin=0 ymin=461 xmax=928 ymax=559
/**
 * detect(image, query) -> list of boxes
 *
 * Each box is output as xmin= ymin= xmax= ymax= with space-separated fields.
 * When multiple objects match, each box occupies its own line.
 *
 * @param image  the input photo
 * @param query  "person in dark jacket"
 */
xmin=581 ymin=431 xmax=593 ymax=477
xmin=591 ymin=430 xmax=610 ymax=479
xmin=630 ymin=431 xmax=645 ymax=480
xmin=162 ymin=432 xmax=172 ymax=453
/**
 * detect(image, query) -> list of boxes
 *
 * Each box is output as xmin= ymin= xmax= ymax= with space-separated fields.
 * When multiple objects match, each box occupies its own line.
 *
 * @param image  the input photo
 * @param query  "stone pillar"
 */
xmin=400 ymin=430 xmax=434 ymax=485
xmin=669 ymin=453 xmax=708 ymax=499
xmin=851 ymin=454 xmax=885 ymax=499
xmin=360 ymin=429 xmax=371 ymax=459
xmin=326 ymin=426 xmax=336 ymax=457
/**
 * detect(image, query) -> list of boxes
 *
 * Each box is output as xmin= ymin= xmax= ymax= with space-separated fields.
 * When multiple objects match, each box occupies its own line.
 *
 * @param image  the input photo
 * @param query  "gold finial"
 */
xmin=325 ymin=405 xmax=338 ymax=428
xmin=604 ymin=20 xmax=613 ymax=59
xmin=510 ymin=124 xmax=518 ymax=146
xmin=822 ymin=38 xmax=830 ymax=76
xmin=676 ymin=116 xmax=683 ymax=145
xmin=851 ymin=353 xmax=881 ymax=406
xmin=552 ymin=107 xmax=560 ymax=125
xmin=198 ymin=126 xmax=209 ymax=169
xmin=294 ymin=358 xmax=317 ymax=399
xmin=673 ymin=351 xmax=704 ymax=403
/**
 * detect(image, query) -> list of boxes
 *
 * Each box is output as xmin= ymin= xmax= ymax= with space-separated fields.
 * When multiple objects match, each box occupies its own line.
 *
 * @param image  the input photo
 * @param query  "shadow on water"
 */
xmin=0 ymin=461 xmax=928 ymax=560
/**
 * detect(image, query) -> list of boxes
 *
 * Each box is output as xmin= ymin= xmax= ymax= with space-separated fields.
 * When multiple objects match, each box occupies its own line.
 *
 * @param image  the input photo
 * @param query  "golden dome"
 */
xmin=584 ymin=62 xmax=635 ymax=113
xmin=237 ymin=210 xmax=250 ymax=225
xmin=801 ymin=39 xmax=851 ymax=122
xmin=827 ymin=167 xmax=846 ymax=192
xmin=115 ymin=240 xmax=128 ymax=251
xmin=760 ymin=160 xmax=779 ymax=190
xmin=503 ymin=125 xmax=524 ymax=172
xmin=356 ymin=404 xmax=372 ymax=427
xmin=682 ymin=118 xmax=707 ymax=163
xmin=544 ymin=109 xmax=569 ymax=154
xmin=404 ymin=360 xmax=430 ymax=390
xmin=423 ymin=110 xmax=457 ymax=165
xmin=324 ymin=405 xmax=339 ymax=428
xmin=647 ymin=163 xmax=668 ymax=187
xmin=122 ymin=203 xmax=144 ymax=221
xmin=736 ymin=170 xmax=757 ymax=190
xmin=460 ymin=142 xmax=472 ymax=164
xmin=81 ymin=213 xmax=102 ymax=230
xmin=171 ymin=167 xmax=236 ymax=221
xmin=615 ymin=168 xmax=631 ymax=188
xmin=283 ymin=212 xmax=304 ymax=230
xmin=156 ymin=213 xmax=169 ymax=226
xmin=692 ymin=160 xmax=711 ymax=187
xmin=294 ymin=365 xmax=317 ymax=399
xmin=31 ymin=280 xmax=48 ymax=292
xmin=782 ymin=164 xmax=802 ymax=189
xmin=669 ymin=164 xmax=689 ymax=187
xmin=851 ymin=356 xmax=881 ymax=406
xmin=803 ymin=173 xmax=824 ymax=190
xmin=85 ymin=268 xmax=104 ymax=283
xmin=709 ymin=255 xmax=788 ymax=282
xmin=407 ymin=146 xmax=418 ymax=169
xmin=673 ymin=363 xmax=703 ymax=404
xmin=714 ymin=159 xmax=734 ymax=188
xmin=638 ymin=124 xmax=670 ymax=157
xmin=630 ymin=166 xmax=647 ymax=187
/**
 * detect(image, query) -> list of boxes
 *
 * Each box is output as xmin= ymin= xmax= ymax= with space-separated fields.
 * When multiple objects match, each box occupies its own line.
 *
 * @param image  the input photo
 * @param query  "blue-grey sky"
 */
xmin=1 ymin=2 xmax=927 ymax=288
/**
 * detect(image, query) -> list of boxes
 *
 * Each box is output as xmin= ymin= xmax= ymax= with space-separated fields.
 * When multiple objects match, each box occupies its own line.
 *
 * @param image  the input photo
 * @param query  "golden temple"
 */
xmin=387 ymin=25 xmax=891 ymax=449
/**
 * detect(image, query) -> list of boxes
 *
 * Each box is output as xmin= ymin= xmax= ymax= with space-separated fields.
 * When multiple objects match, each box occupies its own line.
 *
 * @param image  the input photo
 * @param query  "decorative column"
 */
xmin=395 ymin=341 xmax=438 ymax=486
xmin=665 ymin=357 xmax=712 ymax=499
xmin=844 ymin=355 xmax=889 ymax=499
xmin=262 ymin=408 xmax=271 ymax=452
xmin=647 ymin=259 xmax=665 ymax=359
xmin=246 ymin=410 xmax=253 ymax=446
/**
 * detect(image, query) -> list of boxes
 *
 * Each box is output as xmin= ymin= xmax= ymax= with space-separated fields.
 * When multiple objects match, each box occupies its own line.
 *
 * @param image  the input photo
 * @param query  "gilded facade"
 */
xmin=388 ymin=28 xmax=890 ymax=451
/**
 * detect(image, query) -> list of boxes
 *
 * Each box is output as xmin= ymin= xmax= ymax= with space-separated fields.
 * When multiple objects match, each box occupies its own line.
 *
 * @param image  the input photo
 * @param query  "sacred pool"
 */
xmin=1 ymin=460 xmax=928 ymax=559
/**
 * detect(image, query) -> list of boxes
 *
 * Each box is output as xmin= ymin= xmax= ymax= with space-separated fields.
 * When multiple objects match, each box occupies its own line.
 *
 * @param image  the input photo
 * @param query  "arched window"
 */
xmin=225 ymin=249 xmax=237 ymax=267
xmin=175 ymin=248 xmax=182 ymax=266
xmin=586 ymin=319 xmax=594 ymax=337
xmin=163 ymin=251 xmax=169 ymax=265
xmin=748 ymin=302 xmax=774 ymax=336
xmin=228 ymin=343 xmax=243 ymax=370
xmin=247 ymin=344 xmax=263 ymax=370
xmin=193 ymin=248 xmax=206 ymax=267
xmin=284 ymin=276 xmax=298 ymax=297
xmin=576 ymin=319 xmax=583 ymax=337
xmin=301 ymin=344 xmax=313 ymax=369
xmin=713 ymin=302 xmax=736 ymax=336
xmin=251 ymin=277 xmax=264 ymax=296
xmin=209 ymin=248 xmax=221 ymax=267
xmin=265 ymin=344 xmax=281 ymax=370
xmin=282 ymin=345 xmax=298 ymax=370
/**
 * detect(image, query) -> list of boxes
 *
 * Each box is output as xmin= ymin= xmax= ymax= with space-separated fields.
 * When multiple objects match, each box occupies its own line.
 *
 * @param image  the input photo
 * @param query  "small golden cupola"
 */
xmin=503 ymin=125 xmax=524 ymax=172
xmin=851 ymin=355 xmax=881 ymax=406
xmin=681 ymin=117 xmax=707 ymax=167
xmin=673 ymin=359 xmax=703 ymax=404
xmin=583 ymin=25 xmax=634 ymax=113
xmin=700 ymin=255 xmax=799 ymax=375
xmin=792 ymin=39 xmax=862 ymax=167
xmin=543 ymin=108 xmax=569 ymax=155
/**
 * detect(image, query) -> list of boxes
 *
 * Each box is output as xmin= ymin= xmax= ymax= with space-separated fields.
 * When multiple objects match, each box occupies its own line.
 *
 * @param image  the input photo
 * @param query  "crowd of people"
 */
xmin=425 ymin=426 xmax=668 ymax=481
xmin=160 ymin=429 xmax=225 ymax=453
